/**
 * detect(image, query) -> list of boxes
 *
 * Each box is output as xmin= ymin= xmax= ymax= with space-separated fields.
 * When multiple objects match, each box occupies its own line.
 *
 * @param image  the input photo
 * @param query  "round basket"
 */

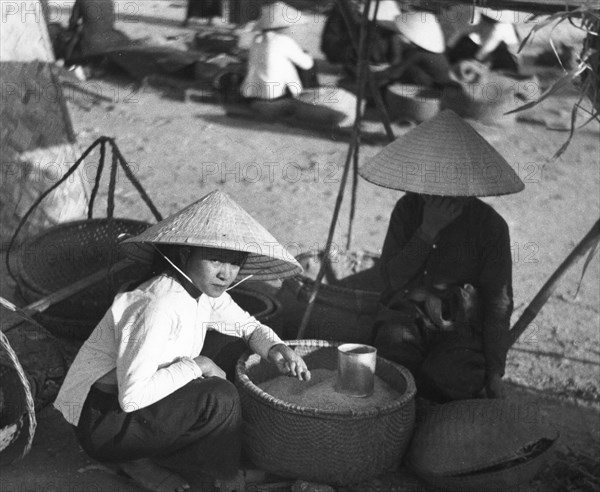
xmin=406 ymin=399 xmax=560 ymax=491
xmin=13 ymin=218 xmax=152 ymax=338
xmin=229 ymin=287 xmax=282 ymax=329
xmin=235 ymin=339 xmax=416 ymax=485
xmin=415 ymin=440 xmax=558 ymax=491
xmin=292 ymin=87 xmax=359 ymax=128
xmin=276 ymin=251 xmax=383 ymax=343
xmin=385 ymin=84 xmax=441 ymax=123
xmin=0 ymin=331 xmax=36 ymax=466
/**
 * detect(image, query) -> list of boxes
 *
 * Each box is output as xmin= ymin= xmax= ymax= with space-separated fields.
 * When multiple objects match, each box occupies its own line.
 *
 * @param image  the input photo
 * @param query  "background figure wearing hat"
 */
xmin=320 ymin=0 xmax=405 ymax=78
xmin=54 ymin=191 xmax=311 ymax=492
xmin=446 ymin=8 xmax=522 ymax=74
xmin=359 ymin=110 xmax=524 ymax=403
xmin=64 ymin=0 xmax=130 ymax=65
xmin=239 ymin=1 xmax=316 ymax=101
xmin=376 ymin=8 xmax=452 ymax=90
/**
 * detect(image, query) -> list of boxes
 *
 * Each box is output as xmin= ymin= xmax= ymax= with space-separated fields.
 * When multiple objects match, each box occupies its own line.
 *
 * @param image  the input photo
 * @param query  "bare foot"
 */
xmin=214 ymin=470 xmax=245 ymax=492
xmin=119 ymin=459 xmax=190 ymax=492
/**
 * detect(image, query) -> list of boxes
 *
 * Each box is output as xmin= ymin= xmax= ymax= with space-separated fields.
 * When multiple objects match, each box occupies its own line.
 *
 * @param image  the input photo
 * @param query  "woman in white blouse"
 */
xmin=54 ymin=190 xmax=310 ymax=492
xmin=240 ymin=1 xmax=314 ymax=100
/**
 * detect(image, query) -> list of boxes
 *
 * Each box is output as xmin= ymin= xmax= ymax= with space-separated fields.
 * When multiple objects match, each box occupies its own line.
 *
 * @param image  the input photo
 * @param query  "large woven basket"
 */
xmin=0 ymin=331 xmax=36 ymax=466
xmin=385 ymin=84 xmax=441 ymax=123
xmin=235 ymin=339 xmax=416 ymax=485
xmin=406 ymin=399 xmax=560 ymax=491
xmin=13 ymin=218 xmax=152 ymax=338
xmin=276 ymin=251 xmax=383 ymax=343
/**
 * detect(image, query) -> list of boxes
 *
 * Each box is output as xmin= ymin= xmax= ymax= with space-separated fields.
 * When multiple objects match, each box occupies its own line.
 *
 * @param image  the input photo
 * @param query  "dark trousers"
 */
xmin=373 ymin=301 xmax=485 ymax=402
xmin=76 ymin=331 xmax=249 ymax=480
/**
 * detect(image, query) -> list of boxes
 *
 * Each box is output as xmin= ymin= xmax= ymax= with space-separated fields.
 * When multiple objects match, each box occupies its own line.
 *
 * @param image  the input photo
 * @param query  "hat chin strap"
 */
xmin=151 ymin=243 xmax=255 ymax=295
xmin=151 ymin=244 xmax=203 ymax=297
xmin=226 ymin=275 xmax=254 ymax=291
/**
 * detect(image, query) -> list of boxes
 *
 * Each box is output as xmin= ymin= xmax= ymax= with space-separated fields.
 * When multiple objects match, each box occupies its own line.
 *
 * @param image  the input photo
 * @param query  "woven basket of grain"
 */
xmin=276 ymin=251 xmax=383 ymax=343
xmin=0 ymin=331 xmax=36 ymax=466
xmin=235 ymin=339 xmax=416 ymax=485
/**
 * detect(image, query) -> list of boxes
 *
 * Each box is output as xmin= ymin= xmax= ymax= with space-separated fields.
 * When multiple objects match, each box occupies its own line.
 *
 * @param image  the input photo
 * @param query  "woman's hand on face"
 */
xmin=421 ymin=196 xmax=465 ymax=238
xmin=268 ymin=344 xmax=311 ymax=381
xmin=193 ymin=355 xmax=226 ymax=380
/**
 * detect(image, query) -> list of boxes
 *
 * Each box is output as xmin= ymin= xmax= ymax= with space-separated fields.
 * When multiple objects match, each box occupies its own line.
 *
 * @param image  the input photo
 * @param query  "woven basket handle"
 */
xmin=6 ymin=137 xmax=163 ymax=283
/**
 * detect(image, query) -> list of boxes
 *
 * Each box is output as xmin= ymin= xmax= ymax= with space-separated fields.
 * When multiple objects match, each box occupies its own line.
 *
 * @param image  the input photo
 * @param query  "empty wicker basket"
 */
xmin=13 ymin=218 xmax=152 ymax=339
xmin=276 ymin=250 xmax=383 ymax=343
xmin=235 ymin=339 xmax=416 ymax=485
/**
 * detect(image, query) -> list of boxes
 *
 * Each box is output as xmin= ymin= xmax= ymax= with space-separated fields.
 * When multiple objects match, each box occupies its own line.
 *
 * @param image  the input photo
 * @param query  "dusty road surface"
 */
xmin=2 ymin=1 xmax=598 ymax=491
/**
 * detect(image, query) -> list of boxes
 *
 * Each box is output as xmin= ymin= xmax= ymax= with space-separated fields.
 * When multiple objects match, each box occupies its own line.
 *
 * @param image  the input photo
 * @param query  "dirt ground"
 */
xmin=1 ymin=1 xmax=599 ymax=491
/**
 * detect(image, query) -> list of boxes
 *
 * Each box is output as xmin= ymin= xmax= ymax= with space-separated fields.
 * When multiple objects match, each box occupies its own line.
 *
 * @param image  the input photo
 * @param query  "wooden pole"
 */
xmin=509 ymin=218 xmax=600 ymax=346
xmin=297 ymin=0 xmax=376 ymax=339
xmin=337 ymin=0 xmax=395 ymax=142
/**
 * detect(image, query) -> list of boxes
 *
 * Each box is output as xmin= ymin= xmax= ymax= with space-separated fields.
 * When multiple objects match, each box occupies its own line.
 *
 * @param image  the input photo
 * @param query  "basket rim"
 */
xmin=0 ymin=331 xmax=36 ymax=462
xmin=289 ymin=250 xmax=382 ymax=299
xmin=407 ymin=399 xmax=561 ymax=477
xmin=409 ymin=435 xmax=559 ymax=488
xmin=235 ymin=339 xmax=416 ymax=420
xmin=14 ymin=217 xmax=152 ymax=297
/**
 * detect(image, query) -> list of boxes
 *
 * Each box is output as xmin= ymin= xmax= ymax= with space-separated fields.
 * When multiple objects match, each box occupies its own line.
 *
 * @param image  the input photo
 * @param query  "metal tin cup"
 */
xmin=335 ymin=343 xmax=377 ymax=398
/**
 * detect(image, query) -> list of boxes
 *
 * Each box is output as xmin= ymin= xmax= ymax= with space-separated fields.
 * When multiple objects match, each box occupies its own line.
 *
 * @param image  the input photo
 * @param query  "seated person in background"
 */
xmin=54 ymin=190 xmax=310 ymax=492
xmin=321 ymin=1 xmax=451 ymax=90
xmin=321 ymin=0 xmax=405 ymax=77
xmin=358 ymin=110 xmax=525 ymax=403
xmin=447 ymin=8 xmax=523 ymax=74
xmin=65 ymin=0 xmax=130 ymax=64
xmin=240 ymin=1 xmax=316 ymax=101
xmin=377 ymin=8 xmax=453 ymax=90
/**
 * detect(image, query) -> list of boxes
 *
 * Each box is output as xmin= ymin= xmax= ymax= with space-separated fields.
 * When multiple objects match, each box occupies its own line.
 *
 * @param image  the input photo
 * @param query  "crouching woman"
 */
xmin=54 ymin=190 xmax=310 ymax=492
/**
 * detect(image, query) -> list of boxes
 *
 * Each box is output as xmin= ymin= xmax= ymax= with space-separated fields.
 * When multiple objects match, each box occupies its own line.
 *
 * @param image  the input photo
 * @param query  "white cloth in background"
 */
xmin=469 ymin=22 xmax=519 ymax=59
xmin=54 ymin=274 xmax=282 ymax=425
xmin=240 ymin=31 xmax=314 ymax=100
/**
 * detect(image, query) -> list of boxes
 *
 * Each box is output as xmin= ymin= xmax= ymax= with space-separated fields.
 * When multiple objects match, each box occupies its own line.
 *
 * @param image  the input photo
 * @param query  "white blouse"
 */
xmin=54 ymin=274 xmax=283 ymax=425
xmin=240 ymin=31 xmax=314 ymax=100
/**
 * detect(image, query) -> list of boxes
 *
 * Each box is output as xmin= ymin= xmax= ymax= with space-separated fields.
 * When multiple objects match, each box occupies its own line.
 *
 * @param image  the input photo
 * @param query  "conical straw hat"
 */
xmin=393 ymin=10 xmax=445 ymax=53
xmin=120 ymin=190 xmax=302 ymax=281
xmin=359 ymin=109 xmax=524 ymax=196
xmin=255 ymin=1 xmax=307 ymax=30
xmin=358 ymin=0 xmax=401 ymax=30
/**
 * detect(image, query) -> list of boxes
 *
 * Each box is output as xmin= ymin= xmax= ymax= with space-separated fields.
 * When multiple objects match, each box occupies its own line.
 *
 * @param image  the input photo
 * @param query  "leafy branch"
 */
xmin=507 ymin=5 xmax=599 ymax=159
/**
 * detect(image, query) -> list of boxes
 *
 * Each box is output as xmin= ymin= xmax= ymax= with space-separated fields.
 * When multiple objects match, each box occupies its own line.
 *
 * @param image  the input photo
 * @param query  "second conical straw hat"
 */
xmin=120 ymin=190 xmax=302 ymax=281
xmin=359 ymin=109 xmax=524 ymax=196
xmin=255 ymin=1 xmax=307 ymax=30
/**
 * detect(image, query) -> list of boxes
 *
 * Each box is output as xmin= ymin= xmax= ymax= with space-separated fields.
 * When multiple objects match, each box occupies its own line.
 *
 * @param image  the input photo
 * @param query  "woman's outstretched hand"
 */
xmin=268 ymin=344 xmax=311 ymax=381
xmin=193 ymin=355 xmax=226 ymax=380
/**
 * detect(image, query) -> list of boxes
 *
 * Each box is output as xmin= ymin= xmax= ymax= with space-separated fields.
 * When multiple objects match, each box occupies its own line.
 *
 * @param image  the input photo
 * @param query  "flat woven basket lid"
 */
xmin=407 ymin=399 xmax=559 ymax=476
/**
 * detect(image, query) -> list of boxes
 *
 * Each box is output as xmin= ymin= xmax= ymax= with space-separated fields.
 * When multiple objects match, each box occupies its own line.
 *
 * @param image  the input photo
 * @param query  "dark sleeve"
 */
xmin=478 ymin=214 xmax=513 ymax=378
xmin=380 ymin=196 xmax=434 ymax=297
